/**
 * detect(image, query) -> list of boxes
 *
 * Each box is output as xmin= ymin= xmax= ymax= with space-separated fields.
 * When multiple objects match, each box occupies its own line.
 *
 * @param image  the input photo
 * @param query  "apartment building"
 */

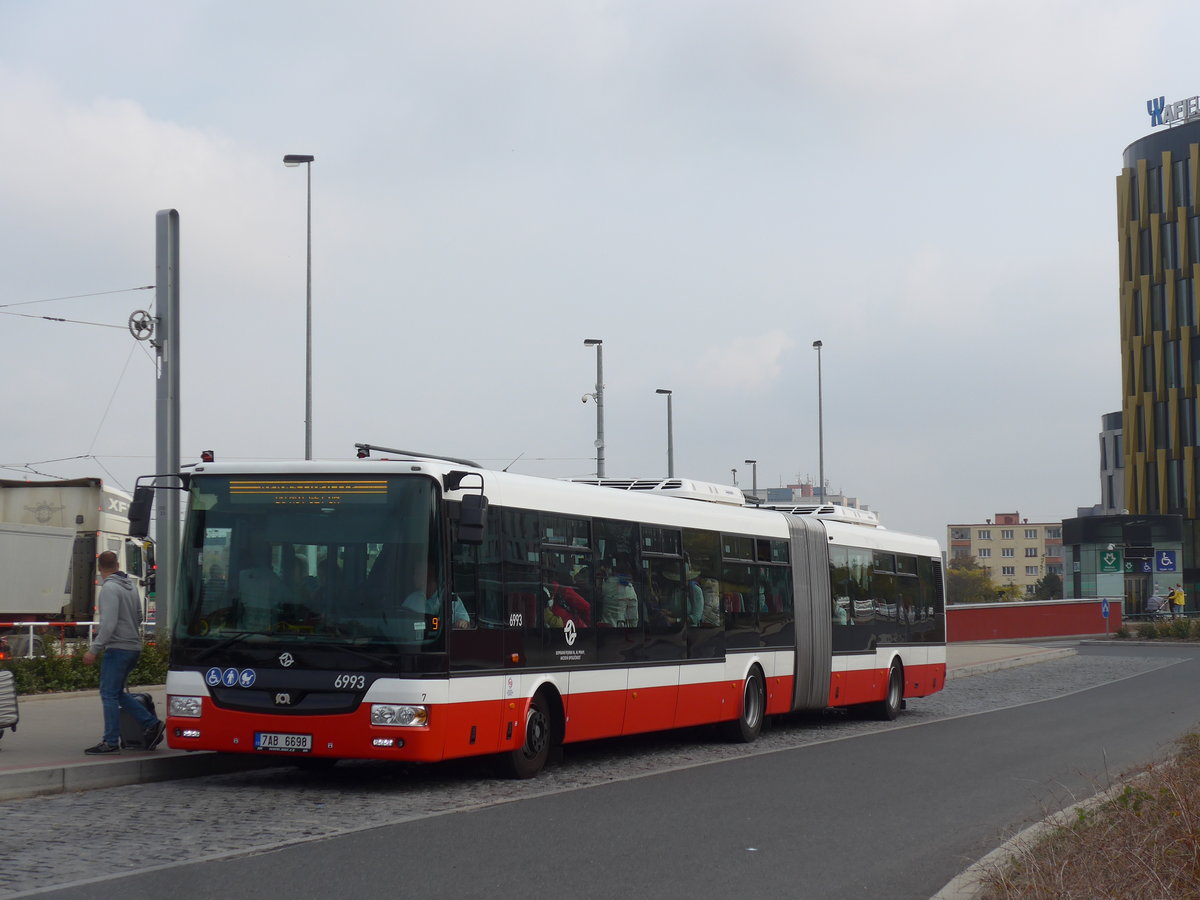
xmin=947 ymin=512 xmax=1064 ymax=596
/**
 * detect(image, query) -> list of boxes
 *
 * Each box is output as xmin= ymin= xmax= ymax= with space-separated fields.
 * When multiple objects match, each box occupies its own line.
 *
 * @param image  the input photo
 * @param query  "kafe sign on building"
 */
xmin=1147 ymin=94 xmax=1200 ymax=127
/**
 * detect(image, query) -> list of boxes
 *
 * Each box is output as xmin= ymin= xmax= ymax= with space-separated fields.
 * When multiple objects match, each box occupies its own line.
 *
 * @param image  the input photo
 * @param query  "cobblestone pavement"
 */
xmin=0 ymin=650 xmax=1181 ymax=898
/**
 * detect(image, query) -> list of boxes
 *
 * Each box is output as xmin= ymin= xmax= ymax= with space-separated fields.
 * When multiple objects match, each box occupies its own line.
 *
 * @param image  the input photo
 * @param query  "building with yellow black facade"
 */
xmin=1116 ymin=103 xmax=1200 ymax=588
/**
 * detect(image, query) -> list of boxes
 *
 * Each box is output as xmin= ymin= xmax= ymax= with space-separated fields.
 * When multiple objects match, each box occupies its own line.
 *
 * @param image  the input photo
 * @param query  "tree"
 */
xmin=946 ymin=555 xmax=1000 ymax=604
xmin=994 ymin=583 xmax=1025 ymax=602
xmin=1032 ymin=572 xmax=1063 ymax=601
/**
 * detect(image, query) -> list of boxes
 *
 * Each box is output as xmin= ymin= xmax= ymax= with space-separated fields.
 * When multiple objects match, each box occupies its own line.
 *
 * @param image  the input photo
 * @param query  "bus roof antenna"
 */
xmin=503 ymin=451 xmax=525 ymax=472
xmin=353 ymin=443 xmax=481 ymax=468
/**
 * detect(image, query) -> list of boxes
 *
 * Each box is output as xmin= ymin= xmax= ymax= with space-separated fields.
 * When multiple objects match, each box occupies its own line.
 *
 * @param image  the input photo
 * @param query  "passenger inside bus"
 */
xmin=234 ymin=545 xmax=289 ymax=631
xmin=685 ymin=563 xmax=703 ymax=626
xmin=597 ymin=559 xmax=639 ymax=627
xmin=543 ymin=572 xmax=591 ymax=628
xmin=402 ymin=569 xmax=472 ymax=630
xmin=698 ymin=576 xmax=722 ymax=626
xmin=644 ymin=565 xmax=683 ymax=628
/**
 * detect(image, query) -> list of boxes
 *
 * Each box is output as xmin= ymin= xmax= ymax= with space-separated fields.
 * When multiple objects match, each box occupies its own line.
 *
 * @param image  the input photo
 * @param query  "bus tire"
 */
xmin=870 ymin=664 xmax=903 ymax=721
xmin=720 ymin=666 xmax=765 ymax=743
xmin=497 ymin=690 xmax=554 ymax=779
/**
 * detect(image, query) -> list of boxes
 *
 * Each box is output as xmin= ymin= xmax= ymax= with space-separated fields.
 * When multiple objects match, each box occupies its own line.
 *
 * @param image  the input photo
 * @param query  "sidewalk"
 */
xmin=0 ymin=687 xmax=271 ymax=801
xmin=0 ymin=642 xmax=1076 ymax=802
xmin=945 ymin=640 xmax=1076 ymax=679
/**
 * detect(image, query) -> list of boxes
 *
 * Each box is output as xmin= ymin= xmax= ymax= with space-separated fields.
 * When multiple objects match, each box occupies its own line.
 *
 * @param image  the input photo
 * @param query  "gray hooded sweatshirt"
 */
xmin=90 ymin=572 xmax=143 ymax=654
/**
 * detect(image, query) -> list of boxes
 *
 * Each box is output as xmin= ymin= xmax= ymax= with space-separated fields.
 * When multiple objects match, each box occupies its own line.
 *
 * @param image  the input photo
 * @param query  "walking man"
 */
xmin=82 ymin=550 xmax=164 ymax=754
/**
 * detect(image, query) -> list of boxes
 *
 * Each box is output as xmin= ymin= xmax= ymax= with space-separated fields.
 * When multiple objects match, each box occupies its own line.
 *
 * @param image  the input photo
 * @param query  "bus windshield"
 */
xmin=174 ymin=474 xmax=445 ymax=658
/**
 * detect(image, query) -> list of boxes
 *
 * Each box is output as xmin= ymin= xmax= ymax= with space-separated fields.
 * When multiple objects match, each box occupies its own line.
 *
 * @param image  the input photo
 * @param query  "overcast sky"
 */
xmin=0 ymin=1 xmax=1194 ymax=546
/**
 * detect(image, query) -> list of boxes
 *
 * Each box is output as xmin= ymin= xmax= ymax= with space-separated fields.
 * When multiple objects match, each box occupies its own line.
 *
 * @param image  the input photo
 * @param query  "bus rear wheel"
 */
xmin=870 ymin=664 xmax=903 ymax=721
xmin=720 ymin=666 xmax=765 ymax=743
xmin=497 ymin=691 xmax=553 ymax=779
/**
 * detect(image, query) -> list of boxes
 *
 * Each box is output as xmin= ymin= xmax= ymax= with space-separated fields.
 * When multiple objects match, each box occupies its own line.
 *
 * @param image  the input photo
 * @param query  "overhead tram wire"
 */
xmin=86 ymin=340 xmax=141 ymax=456
xmin=0 ymin=311 xmax=129 ymax=329
xmin=0 ymin=284 xmax=156 ymax=329
xmin=0 ymin=285 xmax=154 ymax=309
xmin=0 ymin=285 xmax=157 ymax=489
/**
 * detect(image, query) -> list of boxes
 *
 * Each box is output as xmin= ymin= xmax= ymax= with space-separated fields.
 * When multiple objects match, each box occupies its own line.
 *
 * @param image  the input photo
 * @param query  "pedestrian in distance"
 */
xmin=1171 ymin=583 xmax=1187 ymax=618
xmin=82 ymin=550 xmax=165 ymax=754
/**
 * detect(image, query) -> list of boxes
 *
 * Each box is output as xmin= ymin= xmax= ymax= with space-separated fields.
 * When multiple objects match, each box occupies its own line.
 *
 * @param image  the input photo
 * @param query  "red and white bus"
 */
xmin=150 ymin=450 xmax=945 ymax=777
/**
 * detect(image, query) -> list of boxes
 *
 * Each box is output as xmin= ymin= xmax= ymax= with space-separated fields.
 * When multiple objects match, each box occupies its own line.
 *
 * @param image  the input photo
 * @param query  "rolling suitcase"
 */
xmin=119 ymin=692 xmax=156 ymax=749
xmin=0 ymin=669 xmax=18 ymax=746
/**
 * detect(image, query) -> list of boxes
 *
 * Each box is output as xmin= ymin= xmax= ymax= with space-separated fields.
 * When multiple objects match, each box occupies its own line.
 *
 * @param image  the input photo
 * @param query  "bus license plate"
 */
xmin=254 ymin=732 xmax=313 ymax=753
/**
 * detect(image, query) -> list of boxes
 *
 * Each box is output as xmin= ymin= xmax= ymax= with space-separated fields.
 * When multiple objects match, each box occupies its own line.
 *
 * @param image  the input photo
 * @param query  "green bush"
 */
xmin=1168 ymin=618 xmax=1192 ymax=640
xmin=1114 ymin=625 xmax=1131 ymax=639
xmin=1 ymin=640 xmax=168 ymax=695
xmin=1138 ymin=623 xmax=1159 ymax=640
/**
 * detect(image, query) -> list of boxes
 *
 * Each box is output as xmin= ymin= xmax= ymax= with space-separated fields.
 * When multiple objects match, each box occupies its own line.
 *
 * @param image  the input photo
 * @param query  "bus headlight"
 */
xmin=371 ymin=704 xmax=428 ymax=727
xmin=169 ymin=695 xmax=203 ymax=718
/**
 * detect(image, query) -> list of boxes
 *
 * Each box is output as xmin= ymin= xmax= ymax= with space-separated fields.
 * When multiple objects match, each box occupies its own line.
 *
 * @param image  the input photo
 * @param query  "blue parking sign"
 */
xmin=1157 ymin=550 xmax=1177 ymax=572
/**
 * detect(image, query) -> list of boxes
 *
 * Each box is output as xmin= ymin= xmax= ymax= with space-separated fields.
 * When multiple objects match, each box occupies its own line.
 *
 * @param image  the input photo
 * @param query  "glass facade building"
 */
xmin=1062 ymin=514 xmax=1182 ymax=610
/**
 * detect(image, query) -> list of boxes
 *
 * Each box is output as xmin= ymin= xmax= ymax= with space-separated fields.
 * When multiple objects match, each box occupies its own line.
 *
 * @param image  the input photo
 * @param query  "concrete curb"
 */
xmin=0 ymin=752 xmax=274 ymax=802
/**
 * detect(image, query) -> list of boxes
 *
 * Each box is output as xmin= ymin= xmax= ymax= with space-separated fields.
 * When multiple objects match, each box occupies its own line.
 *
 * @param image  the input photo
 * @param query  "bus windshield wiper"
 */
xmin=194 ymin=631 xmax=273 ymax=662
xmin=298 ymin=641 xmax=393 ymax=668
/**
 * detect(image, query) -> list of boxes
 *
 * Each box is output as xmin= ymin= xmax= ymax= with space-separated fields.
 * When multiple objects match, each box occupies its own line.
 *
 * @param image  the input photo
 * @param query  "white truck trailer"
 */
xmin=0 ymin=478 xmax=153 ymax=623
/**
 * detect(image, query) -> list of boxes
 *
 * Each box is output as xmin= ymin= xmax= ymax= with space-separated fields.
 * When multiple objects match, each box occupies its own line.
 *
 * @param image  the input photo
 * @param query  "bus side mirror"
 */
xmin=128 ymin=486 xmax=154 ymax=539
xmin=458 ymin=494 xmax=488 ymax=545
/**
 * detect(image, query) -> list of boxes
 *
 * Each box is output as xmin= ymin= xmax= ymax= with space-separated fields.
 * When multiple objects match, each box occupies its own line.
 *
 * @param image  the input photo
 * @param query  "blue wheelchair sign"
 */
xmin=1157 ymin=550 xmax=1178 ymax=572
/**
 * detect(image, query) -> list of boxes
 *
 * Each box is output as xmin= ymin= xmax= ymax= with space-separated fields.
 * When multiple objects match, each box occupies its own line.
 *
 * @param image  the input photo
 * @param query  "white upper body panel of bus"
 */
xmin=187 ymin=457 xmax=940 ymax=555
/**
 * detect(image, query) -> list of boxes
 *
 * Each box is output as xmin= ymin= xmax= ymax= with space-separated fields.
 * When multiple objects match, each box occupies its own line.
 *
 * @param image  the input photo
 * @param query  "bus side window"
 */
xmin=502 ymin=507 xmax=541 ymax=629
xmin=476 ymin=516 xmax=504 ymax=628
xmin=451 ymin=544 xmax=479 ymax=629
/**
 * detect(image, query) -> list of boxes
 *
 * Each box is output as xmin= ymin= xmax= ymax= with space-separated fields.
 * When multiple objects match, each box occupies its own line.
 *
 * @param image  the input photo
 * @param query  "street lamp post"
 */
xmin=583 ymin=339 xmax=605 ymax=477
xmin=284 ymin=154 xmax=315 ymax=460
xmin=813 ymin=339 xmax=824 ymax=503
xmin=655 ymin=389 xmax=674 ymax=478
xmin=744 ymin=459 xmax=757 ymax=496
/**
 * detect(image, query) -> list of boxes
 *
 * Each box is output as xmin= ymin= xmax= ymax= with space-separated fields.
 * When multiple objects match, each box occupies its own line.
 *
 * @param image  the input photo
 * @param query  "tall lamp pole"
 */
xmin=744 ymin=459 xmax=757 ymax=496
xmin=284 ymin=154 xmax=315 ymax=460
xmin=655 ymin=389 xmax=674 ymax=478
xmin=583 ymin=339 xmax=605 ymax=477
xmin=813 ymin=340 xmax=824 ymax=503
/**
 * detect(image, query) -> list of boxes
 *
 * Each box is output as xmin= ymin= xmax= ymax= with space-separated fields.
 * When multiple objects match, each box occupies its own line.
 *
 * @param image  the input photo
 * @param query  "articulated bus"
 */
xmin=151 ymin=451 xmax=945 ymax=777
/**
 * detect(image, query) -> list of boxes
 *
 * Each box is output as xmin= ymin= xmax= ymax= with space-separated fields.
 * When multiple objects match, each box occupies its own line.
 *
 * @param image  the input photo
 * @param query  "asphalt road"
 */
xmin=9 ymin=642 xmax=1200 ymax=900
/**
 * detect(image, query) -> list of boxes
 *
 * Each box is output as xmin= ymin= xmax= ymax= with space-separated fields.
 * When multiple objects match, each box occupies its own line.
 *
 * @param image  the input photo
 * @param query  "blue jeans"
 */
xmin=99 ymin=648 xmax=156 ymax=745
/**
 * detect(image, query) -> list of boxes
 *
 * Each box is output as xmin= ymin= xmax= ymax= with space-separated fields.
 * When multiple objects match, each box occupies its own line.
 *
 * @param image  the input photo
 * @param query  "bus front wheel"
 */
xmin=497 ymin=691 xmax=553 ymax=779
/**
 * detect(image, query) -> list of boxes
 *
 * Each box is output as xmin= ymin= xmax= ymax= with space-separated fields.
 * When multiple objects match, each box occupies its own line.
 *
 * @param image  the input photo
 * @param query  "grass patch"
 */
xmin=979 ymin=732 xmax=1200 ymax=898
